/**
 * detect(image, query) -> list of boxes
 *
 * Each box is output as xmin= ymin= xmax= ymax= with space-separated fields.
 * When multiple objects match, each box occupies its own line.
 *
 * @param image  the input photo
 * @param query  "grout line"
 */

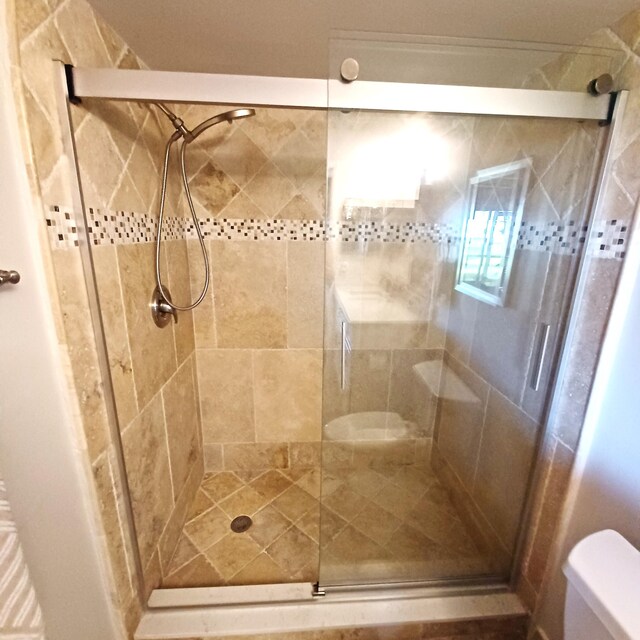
xmin=17 ymin=0 xmax=70 ymax=49
xmin=159 ymin=384 xmax=176 ymax=505
xmin=102 ymin=449 xmax=136 ymax=598
xmin=112 ymin=244 xmax=140 ymax=416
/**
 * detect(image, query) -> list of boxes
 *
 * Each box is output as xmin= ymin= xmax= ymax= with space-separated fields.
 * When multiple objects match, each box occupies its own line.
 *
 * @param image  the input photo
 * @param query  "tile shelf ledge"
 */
xmin=413 ymin=360 xmax=480 ymax=404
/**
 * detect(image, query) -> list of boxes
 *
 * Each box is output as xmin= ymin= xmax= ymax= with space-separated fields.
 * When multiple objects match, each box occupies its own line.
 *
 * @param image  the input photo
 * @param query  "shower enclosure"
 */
xmin=56 ymin=34 xmax=622 ymax=623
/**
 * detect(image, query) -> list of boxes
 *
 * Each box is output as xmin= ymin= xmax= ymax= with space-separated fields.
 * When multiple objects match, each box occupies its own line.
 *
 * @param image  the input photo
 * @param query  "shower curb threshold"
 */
xmin=135 ymin=588 xmax=525 ymax=638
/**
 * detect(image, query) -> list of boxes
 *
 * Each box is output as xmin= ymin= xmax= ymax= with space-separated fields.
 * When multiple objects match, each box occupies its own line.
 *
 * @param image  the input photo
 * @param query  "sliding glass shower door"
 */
xmin=318 ymin=76 xmax=607 ymax=587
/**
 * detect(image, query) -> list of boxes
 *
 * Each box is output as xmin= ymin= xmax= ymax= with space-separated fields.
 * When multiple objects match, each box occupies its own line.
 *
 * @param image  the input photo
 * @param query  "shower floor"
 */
xmin=160 ymin=463 xmax=488 ymax=589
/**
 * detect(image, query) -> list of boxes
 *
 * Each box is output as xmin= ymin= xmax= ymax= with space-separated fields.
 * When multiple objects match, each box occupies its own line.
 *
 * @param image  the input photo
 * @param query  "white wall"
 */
xmin=536 ymin=200 xmax=640 ymax=639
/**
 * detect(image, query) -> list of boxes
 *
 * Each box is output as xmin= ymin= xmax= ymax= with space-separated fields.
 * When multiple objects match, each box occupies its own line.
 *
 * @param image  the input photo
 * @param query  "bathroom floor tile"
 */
xmin=201 ymin=471 xmax=244 ymax=502
xmin=159 ymin=458 xmax=490 ymax=589
xmin=160 ymin=467 xmax=316 ymax=587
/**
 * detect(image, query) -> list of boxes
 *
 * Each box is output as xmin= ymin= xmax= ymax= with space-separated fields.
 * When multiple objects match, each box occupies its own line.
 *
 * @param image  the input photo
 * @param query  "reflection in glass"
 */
xmin=456 ymin=159 xmax=531 ymax=306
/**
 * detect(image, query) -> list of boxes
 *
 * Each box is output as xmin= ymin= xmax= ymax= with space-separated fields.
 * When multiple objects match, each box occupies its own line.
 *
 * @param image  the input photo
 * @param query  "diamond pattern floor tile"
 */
xmin=159 ymin=463 xmax=491 ymax=589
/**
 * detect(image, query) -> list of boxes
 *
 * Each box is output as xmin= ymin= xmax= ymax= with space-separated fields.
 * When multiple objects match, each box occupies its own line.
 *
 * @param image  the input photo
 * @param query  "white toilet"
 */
xmin=564 ymin=529 xmax=640 ymax=639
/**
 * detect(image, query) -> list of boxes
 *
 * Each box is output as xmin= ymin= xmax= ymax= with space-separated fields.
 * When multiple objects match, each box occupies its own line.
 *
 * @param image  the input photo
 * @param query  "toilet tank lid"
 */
xmin=564 ymin=530 xmax=640 ymax=640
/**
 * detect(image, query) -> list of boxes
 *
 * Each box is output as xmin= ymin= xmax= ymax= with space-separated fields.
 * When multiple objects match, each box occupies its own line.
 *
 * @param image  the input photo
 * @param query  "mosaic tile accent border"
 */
xmin=45 ymin=205 xmax=629 ymax=259
xmin=592 ymin=218 xmax=629 ymax=259
xmin=517 ymin=220 xmax=589 ymax=256
xmin=517 ymin=219 xmax=628 ymax=258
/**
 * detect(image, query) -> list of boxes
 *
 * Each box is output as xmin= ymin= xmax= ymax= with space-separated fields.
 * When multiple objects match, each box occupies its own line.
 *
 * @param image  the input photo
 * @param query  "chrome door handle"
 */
xmin=340 ymin=320 xmax=351 ymax=391
xmin=530 ymin=322 xmax=551 ymax=391
xmin=0 ymin=269 xmax=20 ymax=287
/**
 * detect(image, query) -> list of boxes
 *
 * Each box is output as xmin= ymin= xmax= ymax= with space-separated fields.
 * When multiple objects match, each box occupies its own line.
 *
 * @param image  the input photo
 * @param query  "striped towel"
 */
xmin=0 ymin=479 xmax=44 ymax=639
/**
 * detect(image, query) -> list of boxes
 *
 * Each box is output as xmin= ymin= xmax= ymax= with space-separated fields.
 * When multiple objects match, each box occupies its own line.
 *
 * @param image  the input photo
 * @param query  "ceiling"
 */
xmin=86 ymin=0 xmax=637 ymax=79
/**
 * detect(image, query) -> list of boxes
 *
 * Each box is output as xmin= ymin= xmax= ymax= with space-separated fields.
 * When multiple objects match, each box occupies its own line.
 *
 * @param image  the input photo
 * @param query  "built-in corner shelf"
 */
xmin=412 ymin=360 xmax=480 ymax=404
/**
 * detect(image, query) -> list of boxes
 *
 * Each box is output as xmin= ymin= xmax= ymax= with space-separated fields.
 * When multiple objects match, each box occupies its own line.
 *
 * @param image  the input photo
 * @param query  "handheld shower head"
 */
xmin=154 ymin=105 xmax=256 ymax=142
xmin=151 ymin=104 xmax=257 ymax=320
xmin=190 ymin=107 xmax=256 ymax=140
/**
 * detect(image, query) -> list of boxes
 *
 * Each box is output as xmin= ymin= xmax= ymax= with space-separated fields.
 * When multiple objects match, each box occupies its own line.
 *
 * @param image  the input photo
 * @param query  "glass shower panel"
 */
xmin=319 ymin=106 xmax=604 ymax=587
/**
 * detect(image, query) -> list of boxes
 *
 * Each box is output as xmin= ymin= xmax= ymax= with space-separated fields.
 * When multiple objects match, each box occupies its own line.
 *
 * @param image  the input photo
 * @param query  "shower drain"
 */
xmin=230 ymin=515 xmax=252 ymax=533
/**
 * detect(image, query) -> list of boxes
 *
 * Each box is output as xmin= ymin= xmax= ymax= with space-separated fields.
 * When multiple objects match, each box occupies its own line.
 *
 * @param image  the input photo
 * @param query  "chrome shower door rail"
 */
xmin=67 ymin=66 xmax=613 ymax=121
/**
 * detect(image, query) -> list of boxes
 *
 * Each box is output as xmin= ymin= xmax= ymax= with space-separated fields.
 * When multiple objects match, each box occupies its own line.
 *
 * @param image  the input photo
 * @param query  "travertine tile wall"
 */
xmin=70 ymin=91 xmax=204 ymax=599
xmin=175 ymin=106 xmax=328 ymax=473
xmin=513 ymin=9 xmax=640 ymax=633
xmin=428 ymin=115 xmax=606 ymax=572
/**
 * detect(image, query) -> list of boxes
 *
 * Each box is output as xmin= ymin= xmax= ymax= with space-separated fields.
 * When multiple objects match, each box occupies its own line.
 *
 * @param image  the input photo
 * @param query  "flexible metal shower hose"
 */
xmin=155 ymin=134 xmax=210 ymax=311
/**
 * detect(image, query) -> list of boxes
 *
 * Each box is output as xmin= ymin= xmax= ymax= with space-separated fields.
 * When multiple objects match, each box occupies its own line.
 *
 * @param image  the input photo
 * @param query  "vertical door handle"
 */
xmin=530 ymin=323 xmax=551 ymax=391
xmin=340 ymin=320 xmax=351 ymax=391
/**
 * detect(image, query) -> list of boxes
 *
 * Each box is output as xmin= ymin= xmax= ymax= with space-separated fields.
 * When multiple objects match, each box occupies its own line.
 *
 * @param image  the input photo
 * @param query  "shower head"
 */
xmin=154 ymin=104 xmax=256 ymax=142
xmin=223 ymin=108 xmax=256 ymax=122
xmin=190 ymin=108 xmax=256 ymax=140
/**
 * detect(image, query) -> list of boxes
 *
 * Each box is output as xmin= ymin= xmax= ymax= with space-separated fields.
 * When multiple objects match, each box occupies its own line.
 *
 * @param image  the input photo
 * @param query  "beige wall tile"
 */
xmin=94 ymin=14 xmax=126 ymax=64
xmin=92 ymin=245 xmax=138 ymax=428
xmin=276 ymin=194 xmax=318 ymax=220
xmin=82 ymin=98 xmax=139 ymax=163
xmin=121 ymin=392 xmax=173 ymax=568
xmin=20 ymin=85 xmax=63 ymax=181
xmin=210 ymin=128 xmax=268 ymax=188
xmin=18 ymin=14 xmax=69 ymax=119
xmin=50 ymin=249 xmax=110 ymax=461
xmin=125 ymin=115 xmax=161 ymax=211
xmin=299 ymin=168 xmax=326 ymax=217
xmin=254 ymin=349 xmax=322 ymax=442
xmin=522 ymin=437 xmax=573 ymax=593
xmin=241 ymin=108 xmax=297 ymax=156
xmin=220 ymin=191 xmax=267 ymax=219
xmin=204 ymin=443 xmax=224 ymax=472
xmin=117 ymin=242 xmax=177 ymax=408
xmin=444 ymin=289 xmax=478 ymax=365
xmin=473 ymin=389 xmax=539 ymax=551
xmin=162 ymin=357 xmax=201 ymax=497
xmin=223 ymin=443 xmax=289 ymax=471
xmin=287 ymin=241 xmax=324 ymax=348
xmin=109 ymin=165 xmax=146 ymax=212
xmin=14 ymin=0 xmax=49 ymax=42
xmin=158 ymin=455 xmax=204 ymax=575
xmin=75 ymin=113 xmax=126 ymax=209
xmin=165 ymin=240 xmax=196 ymax=364
xmin=189 ymin=161 xmax=240 ymax=216
xmin=468 ymin=249 xmax=550 ymax=407
xmin=189 ymin=239 xmax=217 ymax=349
xmin=437 ymin=354 xmax=490 ymax=492
xmin=197 ymin=349 xmax=255 ymax=443
xmin=91 ymin=450 xmax=135 ymax=609
xmin=54 ymin=0 xmax=112 ymax=68
xmin=243 ymin=161 xmax=297 ymax=217
xmin=551 ymin=258 xmax=621 ymax=449
xmin=212 ymin=240 xmax=287 ymax=348
xmin=142 ymin=548 xmax=163 ymax=600
xmin=272 ymin=130 xmax=325 ymax=190
xmin=289 ymin=442 xmax=322 ymax=468
xmin=352 ymin=440 xmax=417 ymax=469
